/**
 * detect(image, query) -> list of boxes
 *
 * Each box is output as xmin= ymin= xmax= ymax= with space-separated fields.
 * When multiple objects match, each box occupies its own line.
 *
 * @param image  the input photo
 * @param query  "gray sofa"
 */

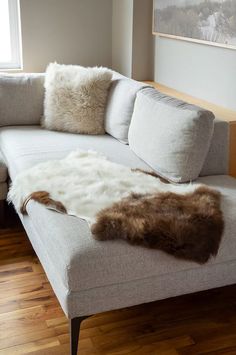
xmin=0 ymin=72 xmax=236 ymax=355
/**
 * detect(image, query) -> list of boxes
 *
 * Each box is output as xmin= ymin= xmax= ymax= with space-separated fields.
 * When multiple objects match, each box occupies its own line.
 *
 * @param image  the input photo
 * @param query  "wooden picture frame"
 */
xmin=153 ymin=0 xmax=236 ymax=50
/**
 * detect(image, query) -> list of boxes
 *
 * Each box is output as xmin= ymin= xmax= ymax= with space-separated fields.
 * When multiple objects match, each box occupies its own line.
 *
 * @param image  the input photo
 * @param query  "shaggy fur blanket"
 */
xmin=8 ymin=150 xmax=224 ymax=263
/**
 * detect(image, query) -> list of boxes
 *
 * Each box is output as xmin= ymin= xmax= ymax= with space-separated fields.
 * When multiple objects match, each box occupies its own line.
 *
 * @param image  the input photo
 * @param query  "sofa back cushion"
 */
xmin=105 ymin=73 xmax=149 ymax=144
xmin=0 ymin=73 xmax=45 ymax=126
xmin=128 ymin=88 xmax=215 ymax=183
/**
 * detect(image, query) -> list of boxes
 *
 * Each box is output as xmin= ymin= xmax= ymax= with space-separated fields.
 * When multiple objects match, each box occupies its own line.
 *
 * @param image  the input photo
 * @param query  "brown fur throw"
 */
xmin=91 ymin=187 xmax=224 ymax=264
xmin=21 ymin=191 xmax=67 ymax=214
xmin=132 ymin=168 xmax=169 ymax=183
xmin=9 ymin=149 xmax=224 ymax=264
xmin=19 ymin=185 xmax=224 ymax=264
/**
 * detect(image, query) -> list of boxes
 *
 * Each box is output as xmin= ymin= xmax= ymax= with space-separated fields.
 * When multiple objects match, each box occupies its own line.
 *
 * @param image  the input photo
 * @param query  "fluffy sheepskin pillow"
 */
xmin=42 ymin=63 xmax=112 ymax=134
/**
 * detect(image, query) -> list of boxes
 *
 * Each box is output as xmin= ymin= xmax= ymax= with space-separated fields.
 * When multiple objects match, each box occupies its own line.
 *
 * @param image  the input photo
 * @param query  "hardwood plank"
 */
xmin=27 ymin=343 xmax=70 ymax=355
xmin=94 ymin=335 xmax=193 ymax=355
xmin=204 ymin=347 xmax=236 ymax=355
xmin=0 ymin=337 xmax=60 ymax=354
xmin=0 ymin=328 xmax=56 ymax=350
xmin=179 ymin=333 xmax=236 ymax=355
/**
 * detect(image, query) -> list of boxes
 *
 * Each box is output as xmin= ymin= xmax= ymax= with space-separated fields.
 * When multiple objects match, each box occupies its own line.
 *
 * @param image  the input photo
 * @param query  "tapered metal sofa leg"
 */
xmin=70 ymin=316 xmax=88 ymax=355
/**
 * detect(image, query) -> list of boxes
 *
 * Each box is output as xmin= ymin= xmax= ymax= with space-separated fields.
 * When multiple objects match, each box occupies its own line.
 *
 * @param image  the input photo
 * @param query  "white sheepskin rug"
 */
xmin=8 ymin=150 xmax=200 ymax=224
xmin=42 ymin=63 xmax=112 ymax=135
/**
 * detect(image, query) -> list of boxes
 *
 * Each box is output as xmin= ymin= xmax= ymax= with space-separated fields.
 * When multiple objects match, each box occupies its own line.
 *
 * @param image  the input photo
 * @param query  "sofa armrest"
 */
xmin=0 ymin=73 xmax=45 ymax=127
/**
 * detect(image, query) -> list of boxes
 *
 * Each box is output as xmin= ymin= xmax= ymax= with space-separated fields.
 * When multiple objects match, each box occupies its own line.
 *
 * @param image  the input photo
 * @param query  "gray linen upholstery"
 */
xmin=0 ymin=151 xmax=7 ymax=183
xmin=128 ymin=88 xmax=215 ymax=182
xmin=105 ymin=72 xmax=149 ymax=144
xmin=1 ymin=125 xmax=235 ymax=318
xmin=20 ymin=175 xmax=236 ymax=317
xmin=0 ymin=73 xmax=45 ymax=126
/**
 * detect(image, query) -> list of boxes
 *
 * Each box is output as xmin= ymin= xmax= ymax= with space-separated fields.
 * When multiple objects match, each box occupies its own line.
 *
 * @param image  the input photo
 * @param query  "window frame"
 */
xmin=0 ymin=0 xmax=22 ymax=70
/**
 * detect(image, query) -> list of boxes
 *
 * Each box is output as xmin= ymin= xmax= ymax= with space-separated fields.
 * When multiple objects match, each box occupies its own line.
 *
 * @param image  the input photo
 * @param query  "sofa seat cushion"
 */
xmin=0 ymin=126 xmax=151 ymax=180
xmin=0 ymin=151 xmax=7 ymax=183
xmin=22 ymin=175 xmax=236 ymax=293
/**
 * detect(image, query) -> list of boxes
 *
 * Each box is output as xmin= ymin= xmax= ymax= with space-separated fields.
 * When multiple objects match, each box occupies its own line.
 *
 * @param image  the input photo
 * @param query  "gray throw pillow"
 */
xmin=0 ymin=73 xmax=45 ymax=126
xmin=128 ymin=88 xmax=215 ymax=183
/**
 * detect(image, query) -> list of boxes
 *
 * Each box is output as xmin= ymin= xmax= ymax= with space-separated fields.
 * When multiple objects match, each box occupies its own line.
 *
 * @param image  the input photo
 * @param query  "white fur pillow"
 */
xmin=42 ymin=63 xmax=112 ymax=134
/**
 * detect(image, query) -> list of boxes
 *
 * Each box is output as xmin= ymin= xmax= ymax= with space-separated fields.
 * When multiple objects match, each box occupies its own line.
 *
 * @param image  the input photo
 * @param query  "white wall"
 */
xmin=132 ymin=0 xmax=153 ymax=80
xmin=112 ymin=0 xmax=133 ymax=78
xmin=20 ymin=0 xmax=112 ymax=72
xmin=154 ymin=37 xmax=236 ymax=110
xmin=112 ymin=0 xmax=153 ymax=80
xmin=19 ymin=0 xmax=234 ymax=110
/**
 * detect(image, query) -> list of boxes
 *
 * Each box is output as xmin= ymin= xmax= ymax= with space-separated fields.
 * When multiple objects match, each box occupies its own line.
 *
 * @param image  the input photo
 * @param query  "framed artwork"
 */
xmin=153 ymin=0 xmax=236 ymax=49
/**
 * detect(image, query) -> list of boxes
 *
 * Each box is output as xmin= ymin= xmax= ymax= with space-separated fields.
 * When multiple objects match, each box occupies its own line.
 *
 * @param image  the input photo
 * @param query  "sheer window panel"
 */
xmin=0 ymin=0 xmax=22 ymax=70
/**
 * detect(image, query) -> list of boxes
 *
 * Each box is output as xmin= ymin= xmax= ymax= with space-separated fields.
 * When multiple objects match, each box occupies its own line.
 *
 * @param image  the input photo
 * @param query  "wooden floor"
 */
xmin=1 ymin=212 xmax=236 ymax=354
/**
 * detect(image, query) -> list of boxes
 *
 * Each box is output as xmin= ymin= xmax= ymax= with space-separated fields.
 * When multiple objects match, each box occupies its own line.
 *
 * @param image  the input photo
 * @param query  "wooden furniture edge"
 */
xmin=144 ymin=81 xmax=236 ymax=178
xmin=230 ymin=122 xmax=236 ymax=177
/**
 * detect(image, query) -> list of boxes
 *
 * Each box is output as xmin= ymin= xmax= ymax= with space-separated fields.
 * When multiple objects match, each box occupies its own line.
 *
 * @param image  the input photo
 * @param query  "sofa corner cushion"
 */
xmin=128 ymin=88 xmax=215 ymax=183
xmin=0 ymin=73 xmax=45 ymax=127
xmin=105 ymin=77 xmax=149 ymax=144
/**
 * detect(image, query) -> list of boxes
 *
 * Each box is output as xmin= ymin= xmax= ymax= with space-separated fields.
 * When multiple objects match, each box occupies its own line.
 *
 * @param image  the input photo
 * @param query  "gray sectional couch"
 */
xmin=0 ymin=71 xmax=236 ymax=355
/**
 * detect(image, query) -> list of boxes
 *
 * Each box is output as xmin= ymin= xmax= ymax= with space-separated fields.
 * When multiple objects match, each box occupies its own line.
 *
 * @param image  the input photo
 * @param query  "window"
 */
xmin=0 ymin=0 xmax=22 ymax=69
